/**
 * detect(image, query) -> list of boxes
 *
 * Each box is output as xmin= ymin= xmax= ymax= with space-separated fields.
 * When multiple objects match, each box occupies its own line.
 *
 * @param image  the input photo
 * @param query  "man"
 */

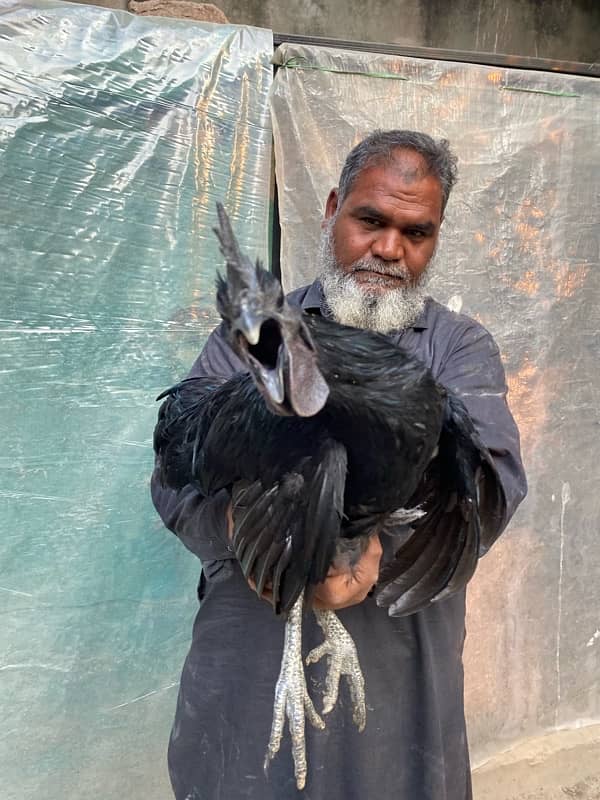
xmin=151 ymin=129 xmax=527 ymax=799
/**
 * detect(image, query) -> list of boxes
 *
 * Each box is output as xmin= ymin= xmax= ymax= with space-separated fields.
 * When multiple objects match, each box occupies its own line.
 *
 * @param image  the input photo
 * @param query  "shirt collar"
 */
xmin=300 ymin=280 xmax=430 ymax=331
xmin=300 ymin=280 xmax=326 ymax=313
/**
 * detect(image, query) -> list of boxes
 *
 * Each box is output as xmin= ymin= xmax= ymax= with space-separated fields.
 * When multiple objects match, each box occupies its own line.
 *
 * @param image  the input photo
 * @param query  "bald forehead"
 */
xmin=375 ymin=148 xmax=433 ymax=185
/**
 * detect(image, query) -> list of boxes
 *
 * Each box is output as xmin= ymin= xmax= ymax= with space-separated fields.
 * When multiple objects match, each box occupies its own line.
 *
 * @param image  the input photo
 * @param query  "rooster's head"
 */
xmin=214 ymin=202 xmax=329 ymax=417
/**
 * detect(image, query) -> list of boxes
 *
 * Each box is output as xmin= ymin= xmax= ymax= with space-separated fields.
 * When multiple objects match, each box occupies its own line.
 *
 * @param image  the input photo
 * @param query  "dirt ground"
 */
xmin=472 ymin=725 xmax=600 ymax=800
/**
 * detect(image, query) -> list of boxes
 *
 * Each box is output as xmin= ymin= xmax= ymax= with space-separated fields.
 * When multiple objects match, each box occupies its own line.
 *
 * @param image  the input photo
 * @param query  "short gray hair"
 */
xmin=337 ymin=130 xmax=458 ymax=212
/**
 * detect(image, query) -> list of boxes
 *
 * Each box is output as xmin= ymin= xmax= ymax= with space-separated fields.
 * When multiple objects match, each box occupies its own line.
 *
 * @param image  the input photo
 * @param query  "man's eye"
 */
xmin=408 ymin=229 xmax=426 ymax=239
xmin=362 ymin=217 xmax=381 ymax=227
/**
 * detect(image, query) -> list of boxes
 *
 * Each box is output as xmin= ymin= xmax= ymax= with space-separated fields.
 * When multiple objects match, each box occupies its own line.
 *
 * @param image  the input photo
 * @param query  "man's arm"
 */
xmin=436 ymin=320 xmax=527 ymax=552
xmin=150 ymin=323 xmax=244 ymax=565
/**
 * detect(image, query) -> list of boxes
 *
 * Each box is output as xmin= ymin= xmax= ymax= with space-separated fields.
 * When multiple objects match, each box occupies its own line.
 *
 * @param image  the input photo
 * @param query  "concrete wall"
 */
xmin=64 ymin=0 xmax=600 ymax=64
xmin=220 ymin=0 xmax=600 ymax=63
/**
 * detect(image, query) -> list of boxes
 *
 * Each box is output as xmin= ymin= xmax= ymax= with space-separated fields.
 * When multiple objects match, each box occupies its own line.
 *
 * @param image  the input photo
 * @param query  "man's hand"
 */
xmin=227 ymin=503 xmax=382 ymax=611
xmin=312 ymin=535 xmax=382 ymax=611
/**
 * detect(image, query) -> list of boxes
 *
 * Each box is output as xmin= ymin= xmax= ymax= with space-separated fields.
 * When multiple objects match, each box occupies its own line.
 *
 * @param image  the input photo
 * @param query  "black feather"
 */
xmin=153 ymin=205 xmax=500 ymax=617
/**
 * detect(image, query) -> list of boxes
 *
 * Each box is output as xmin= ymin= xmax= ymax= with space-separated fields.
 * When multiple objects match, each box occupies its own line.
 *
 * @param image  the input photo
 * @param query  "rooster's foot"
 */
xmin=265 ymin=593 xmax=324 ymax=790
xmin=307 ymin=609 xmax=366 ymax=730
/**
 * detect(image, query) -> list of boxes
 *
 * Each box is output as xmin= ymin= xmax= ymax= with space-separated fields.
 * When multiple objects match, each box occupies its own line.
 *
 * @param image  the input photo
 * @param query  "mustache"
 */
xmin=347 ymin=257 xmax=411 ymax=281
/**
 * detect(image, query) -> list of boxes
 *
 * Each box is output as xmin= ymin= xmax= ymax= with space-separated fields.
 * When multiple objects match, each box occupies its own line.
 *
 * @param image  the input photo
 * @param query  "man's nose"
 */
xmin=371 ymin=229 xmax=405 ymax=261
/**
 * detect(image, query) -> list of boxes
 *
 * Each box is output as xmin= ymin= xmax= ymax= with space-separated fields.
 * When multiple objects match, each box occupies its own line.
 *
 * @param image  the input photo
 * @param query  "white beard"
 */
xmin=317 ymin=221 xmax=433 ymax=333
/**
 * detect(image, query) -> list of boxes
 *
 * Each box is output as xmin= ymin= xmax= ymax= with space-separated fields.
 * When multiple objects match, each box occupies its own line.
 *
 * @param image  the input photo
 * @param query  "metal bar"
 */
xmin=272 ymin=32 xmax=600 ymax=79
xmin=269 ymin=151 xmax=281 ymax=281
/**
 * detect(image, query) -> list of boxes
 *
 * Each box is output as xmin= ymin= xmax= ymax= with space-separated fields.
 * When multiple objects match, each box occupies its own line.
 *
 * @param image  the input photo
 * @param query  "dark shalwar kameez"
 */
xmin=151 ymin=282 xmax=527 ymax=800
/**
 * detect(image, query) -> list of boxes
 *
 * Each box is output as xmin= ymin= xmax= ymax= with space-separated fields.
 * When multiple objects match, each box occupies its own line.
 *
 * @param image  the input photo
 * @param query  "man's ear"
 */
xmin=322 ymin=188 xmax=339 ymax=227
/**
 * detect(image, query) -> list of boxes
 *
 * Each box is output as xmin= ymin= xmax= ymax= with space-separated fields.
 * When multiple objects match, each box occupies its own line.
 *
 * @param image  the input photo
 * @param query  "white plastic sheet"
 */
xmin=271 ymin=41 xmax=600 ymax=762
xmin=0 ymin=3 xmax=272 ymax=797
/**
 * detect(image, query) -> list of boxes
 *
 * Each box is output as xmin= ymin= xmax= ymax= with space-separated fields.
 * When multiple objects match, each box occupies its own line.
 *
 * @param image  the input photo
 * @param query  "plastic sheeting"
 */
xmin=271 ymin=42 xmax=600 ymax=762
xmin=0 ymin=3 xmax=272 ymax=797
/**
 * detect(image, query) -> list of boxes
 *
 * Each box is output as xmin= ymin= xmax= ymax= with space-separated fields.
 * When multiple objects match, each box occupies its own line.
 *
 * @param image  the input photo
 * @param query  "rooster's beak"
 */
xmin=234 ymin=308 xmax=287 ymax=411
xmin=234 ymin=305 xmax=262 ymax=346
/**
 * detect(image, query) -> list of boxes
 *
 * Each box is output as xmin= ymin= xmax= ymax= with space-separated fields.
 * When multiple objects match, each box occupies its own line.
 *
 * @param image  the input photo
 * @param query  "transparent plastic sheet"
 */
xmin=0 ymin=3 xmax=272 ymax=797
xmin=271 ymin=43 xmax=600 ymax=762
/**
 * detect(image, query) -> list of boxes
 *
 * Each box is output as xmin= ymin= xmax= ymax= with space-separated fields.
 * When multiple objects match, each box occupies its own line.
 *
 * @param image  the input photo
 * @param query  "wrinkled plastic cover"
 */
xmin=271 ymin=43 xmax=600 ymax=762
xmin=0 ymin=2 xmax=272 ymax=797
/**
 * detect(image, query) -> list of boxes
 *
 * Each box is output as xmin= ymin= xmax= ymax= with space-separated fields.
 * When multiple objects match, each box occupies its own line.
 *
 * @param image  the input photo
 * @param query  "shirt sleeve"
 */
xmin=435 ymin=320 xmax=527 ymax=553
xmin=150 ymin=323 xmax=246 ymax=564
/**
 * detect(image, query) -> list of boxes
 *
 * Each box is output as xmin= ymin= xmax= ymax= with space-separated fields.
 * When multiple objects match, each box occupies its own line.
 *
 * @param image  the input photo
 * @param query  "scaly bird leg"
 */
xmin=264 ymin=592 xmax=325 ymax=791
xmin=307 ymin=610 xmax=366 ymax=730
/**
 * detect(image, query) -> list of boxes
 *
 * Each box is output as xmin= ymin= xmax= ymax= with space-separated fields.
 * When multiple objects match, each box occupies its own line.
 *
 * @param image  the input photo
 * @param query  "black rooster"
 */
xmin=153 ymin=204 xmax=501 ymax=789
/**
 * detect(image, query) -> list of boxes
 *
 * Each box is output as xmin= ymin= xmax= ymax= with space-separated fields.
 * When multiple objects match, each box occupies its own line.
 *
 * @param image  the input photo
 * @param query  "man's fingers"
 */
xmin=243 ymin=528 xmax=381 ymax=610
xmin=226 ymin=503 xmax=234 ymax=541
xmin=369 ymin=533 xmax=383 ymax=559
xmin=312 ymin=534 xmax=383 ymax=611
xmin=247 ymin=575 xmax=274 ymax=603
xmin=312 ymin=575 xmax=370 ymax=610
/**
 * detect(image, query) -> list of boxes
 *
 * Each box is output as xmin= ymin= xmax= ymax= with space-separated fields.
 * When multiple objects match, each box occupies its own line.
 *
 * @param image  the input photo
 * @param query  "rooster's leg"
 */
xmin=264 ymin=592 xmax=325 ymax=790
xmin=307 ymin=610 xmax=366 ymax=730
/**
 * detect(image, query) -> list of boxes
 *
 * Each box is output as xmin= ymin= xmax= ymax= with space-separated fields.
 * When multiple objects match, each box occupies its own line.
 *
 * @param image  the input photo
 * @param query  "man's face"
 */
xmin=317 ymin=149 xmax=444 ymax=332
xmin=326 ymin=150 xmax=443 ymax=291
